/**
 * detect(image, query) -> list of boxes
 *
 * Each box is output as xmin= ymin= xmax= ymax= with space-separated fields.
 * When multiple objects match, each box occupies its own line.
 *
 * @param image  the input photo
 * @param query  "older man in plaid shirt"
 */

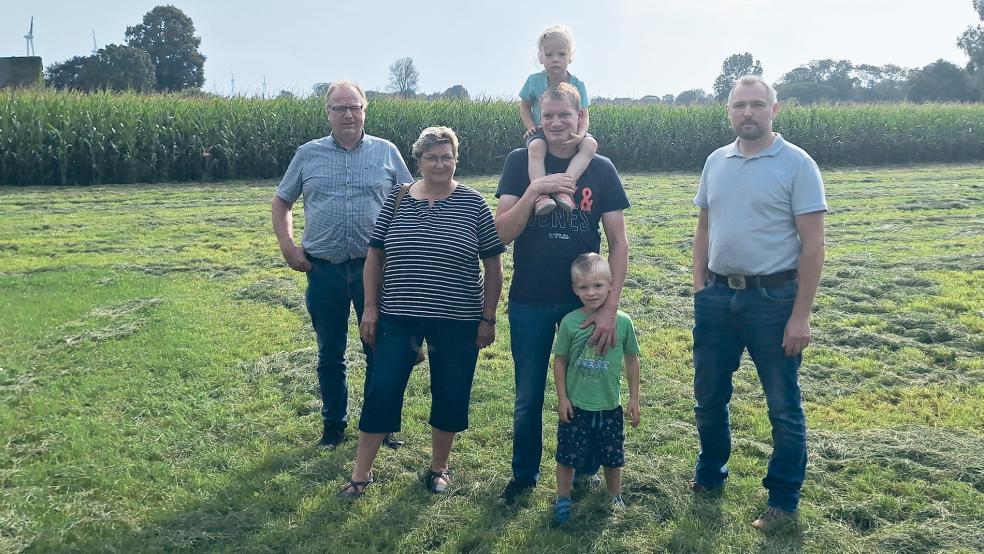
xmin=272 ymin=81 xmax=412 ymax=448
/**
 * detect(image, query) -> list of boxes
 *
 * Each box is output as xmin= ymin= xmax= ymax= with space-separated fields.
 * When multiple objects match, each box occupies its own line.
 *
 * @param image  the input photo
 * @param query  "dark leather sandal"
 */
xmin=424 ymin=469 xmax=451 ymax=494
xmin=337 ymin=471 xmax=374 ymax=499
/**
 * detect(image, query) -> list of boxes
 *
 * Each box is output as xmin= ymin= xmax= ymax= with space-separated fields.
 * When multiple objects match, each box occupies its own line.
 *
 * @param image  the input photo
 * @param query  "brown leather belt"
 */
xmin=708 ymin=269 xmax=797 ymax=290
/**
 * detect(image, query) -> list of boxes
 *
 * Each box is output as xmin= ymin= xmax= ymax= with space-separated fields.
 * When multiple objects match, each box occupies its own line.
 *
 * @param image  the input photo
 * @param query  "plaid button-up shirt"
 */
xmin=276 ymin=134 xmax=413 ymax=262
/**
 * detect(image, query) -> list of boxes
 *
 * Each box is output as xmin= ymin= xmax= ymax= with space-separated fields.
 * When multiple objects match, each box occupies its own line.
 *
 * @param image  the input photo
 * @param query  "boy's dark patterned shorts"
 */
xmin=555 ymin=405 xmax=625 ymax=469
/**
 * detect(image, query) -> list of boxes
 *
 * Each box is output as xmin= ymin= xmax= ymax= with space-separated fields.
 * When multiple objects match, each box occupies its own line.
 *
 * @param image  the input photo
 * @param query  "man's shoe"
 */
xmin=688 ymin=479 xmax=722 ymax=494
xmin=752 ymin=507 xmax=796 ymax=531
xmin=534 ymin=195 xmax=557 ymax=216
xmin=317 ymin=424 xmax=345 ymax=448
xmin=496 ymin=478 xmax=535 ymax=506
xmin=382 ymin=433 xmax=404 ymax=449
xmin=610 ymin=495 xmax=626 ymax=512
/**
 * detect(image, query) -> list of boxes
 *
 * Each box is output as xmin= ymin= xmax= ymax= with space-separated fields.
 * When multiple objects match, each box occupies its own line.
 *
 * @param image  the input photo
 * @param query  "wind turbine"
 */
xmin=91 ymin=30 xmax=98 ymax=55
xmin=25 ymin=17 xmax=35 ymax=56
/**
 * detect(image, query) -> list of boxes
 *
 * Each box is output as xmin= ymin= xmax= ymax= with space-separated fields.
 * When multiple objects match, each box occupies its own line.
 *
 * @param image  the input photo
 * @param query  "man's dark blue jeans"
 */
xmin=305 ymin=255 xmax=373 ymax=431
xmin=509 ymin=300 xmax=599 ymax=485
xmin=692 ymin=278 xmax=807 ymax=513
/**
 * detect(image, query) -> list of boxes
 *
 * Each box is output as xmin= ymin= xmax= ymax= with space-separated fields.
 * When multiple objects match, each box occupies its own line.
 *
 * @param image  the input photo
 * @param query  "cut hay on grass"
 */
xmin=42 ymin=297 xmax=162 ymax=350
xmin=232 ymin=277 xmax=305 ymax=313
xmin=0 ymin=165 xmax=981 ymax=552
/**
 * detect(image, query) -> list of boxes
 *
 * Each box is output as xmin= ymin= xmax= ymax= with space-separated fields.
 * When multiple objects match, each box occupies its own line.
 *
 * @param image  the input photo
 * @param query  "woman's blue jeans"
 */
xmin=692 ymin=279 xmax=807 ymax=513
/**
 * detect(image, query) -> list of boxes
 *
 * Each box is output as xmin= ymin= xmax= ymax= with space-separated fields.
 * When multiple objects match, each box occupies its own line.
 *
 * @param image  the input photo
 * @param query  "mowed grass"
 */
xmin=1 ymin=165 xmax=982 ymax=553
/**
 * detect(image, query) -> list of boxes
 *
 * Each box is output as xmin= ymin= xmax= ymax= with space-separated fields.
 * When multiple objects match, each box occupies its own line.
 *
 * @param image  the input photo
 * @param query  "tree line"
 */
xmin=594 ymin=55 xmax=975 ymax=107
xmin=45 ymin=6 xmax=205 ymax=93
xmin=600 ymin=2 xmax=984 ymax=106
xmin=302 ymin=59 xmax=470 ymax=102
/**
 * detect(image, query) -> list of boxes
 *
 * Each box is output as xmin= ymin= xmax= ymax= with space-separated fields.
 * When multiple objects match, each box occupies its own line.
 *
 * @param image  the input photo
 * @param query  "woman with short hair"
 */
xmin=339 ymin=126 xmax=504 ymax=497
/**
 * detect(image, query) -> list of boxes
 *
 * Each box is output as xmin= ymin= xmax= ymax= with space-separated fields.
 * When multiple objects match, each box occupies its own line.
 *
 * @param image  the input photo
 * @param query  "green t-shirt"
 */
xmin=553 ymin=309 xmax=640 ymax=411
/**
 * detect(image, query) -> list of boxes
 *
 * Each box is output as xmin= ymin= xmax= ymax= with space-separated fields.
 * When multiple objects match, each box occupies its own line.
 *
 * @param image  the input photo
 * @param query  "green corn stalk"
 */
xmin=3 ymin=89 xmax=984 ymax=186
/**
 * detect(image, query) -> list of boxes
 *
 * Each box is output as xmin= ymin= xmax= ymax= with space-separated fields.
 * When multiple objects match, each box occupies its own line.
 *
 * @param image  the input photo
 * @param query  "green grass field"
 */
xmin=1 ymin=165 xmax=982 ymax=553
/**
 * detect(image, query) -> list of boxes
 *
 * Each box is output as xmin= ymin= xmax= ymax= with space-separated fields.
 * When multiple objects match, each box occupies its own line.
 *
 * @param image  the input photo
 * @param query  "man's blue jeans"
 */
xmin=509 ymin=300 xmax=596 ymax=484
xmin=305 ymin=255 xmax=373 ymax=430
xmin=692 ymin=279 xmax=807 ymax=513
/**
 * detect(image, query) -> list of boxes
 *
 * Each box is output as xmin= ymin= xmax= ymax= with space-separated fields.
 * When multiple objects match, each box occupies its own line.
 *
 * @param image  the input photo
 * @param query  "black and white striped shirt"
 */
xmin=370 ymin=183 xmax=505 ymax=321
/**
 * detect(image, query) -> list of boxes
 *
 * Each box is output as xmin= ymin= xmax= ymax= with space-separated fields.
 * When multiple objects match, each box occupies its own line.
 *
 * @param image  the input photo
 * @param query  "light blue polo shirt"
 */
xmin=519 ymin=71 xmax=590 ymax=124
xmin=694 ymin=134 xmax=827 ymax=276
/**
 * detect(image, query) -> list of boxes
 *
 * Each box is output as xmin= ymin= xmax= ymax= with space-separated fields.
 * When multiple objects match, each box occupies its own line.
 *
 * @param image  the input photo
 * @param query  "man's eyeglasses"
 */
xmin=421 ymin=154 xmax=457 ymax=165
xmin=329 ymin=105 xmax=364 ymax=115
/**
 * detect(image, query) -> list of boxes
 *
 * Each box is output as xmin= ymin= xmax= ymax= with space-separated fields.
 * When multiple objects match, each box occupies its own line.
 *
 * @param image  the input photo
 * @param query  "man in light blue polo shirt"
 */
xmin=272 ymin=81 xmax=412 ymax=448
xmin=689 ymin=75 xmax=827 ymax=530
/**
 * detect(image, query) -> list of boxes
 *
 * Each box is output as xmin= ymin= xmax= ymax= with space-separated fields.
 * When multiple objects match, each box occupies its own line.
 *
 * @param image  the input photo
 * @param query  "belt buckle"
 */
xmin=727 ymin=275 xmax=746 ymax=290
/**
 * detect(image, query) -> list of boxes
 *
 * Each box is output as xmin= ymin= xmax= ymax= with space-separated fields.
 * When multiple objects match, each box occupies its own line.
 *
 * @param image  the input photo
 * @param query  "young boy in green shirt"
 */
xmin=552 ymin=253 xmax=641 ymax=524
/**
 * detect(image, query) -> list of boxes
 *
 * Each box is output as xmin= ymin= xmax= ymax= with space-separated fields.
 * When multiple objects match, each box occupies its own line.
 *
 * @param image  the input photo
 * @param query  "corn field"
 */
xmin=2 ymin=89 xmax=983 ymax=185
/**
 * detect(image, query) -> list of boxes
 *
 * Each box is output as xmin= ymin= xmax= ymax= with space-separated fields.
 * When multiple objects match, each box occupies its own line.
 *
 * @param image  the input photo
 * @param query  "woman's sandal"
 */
xmin=337 ymin=471 xmax=374 ymax=499
xmin=424 ymin=469 xmax=451 ymax=494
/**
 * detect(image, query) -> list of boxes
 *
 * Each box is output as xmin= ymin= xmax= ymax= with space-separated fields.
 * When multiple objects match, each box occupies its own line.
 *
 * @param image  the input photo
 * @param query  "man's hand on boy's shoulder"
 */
xmin=582 ymin=304 xmax=617 ymax=354
xmin=627 ymin=398 xmax=641 ymax=428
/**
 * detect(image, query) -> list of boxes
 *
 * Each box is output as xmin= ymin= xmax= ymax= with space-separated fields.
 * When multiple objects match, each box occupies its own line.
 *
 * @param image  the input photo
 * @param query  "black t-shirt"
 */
xmin=496 ymin=148 xmax=629 ymax=304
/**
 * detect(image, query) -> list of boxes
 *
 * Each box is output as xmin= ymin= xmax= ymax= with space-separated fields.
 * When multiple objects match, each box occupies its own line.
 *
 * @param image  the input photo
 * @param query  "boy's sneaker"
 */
xmin=497 ymin=478 xmax=535 ymax=506
xmin=610 ymin=495 xmax=626 ymax=512
xmin=534 ymin=195 xmax=556 ymax=216
xmin=552 ymin=192 xmax=576 ymax=213
xmin=751 ymin=507 xmax=796 ymax=531
xmin=553 ymin=497 xmax=573 ymax=525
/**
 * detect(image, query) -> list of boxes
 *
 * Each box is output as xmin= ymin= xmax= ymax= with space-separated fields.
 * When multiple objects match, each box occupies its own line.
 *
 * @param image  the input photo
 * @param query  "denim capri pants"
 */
xmin=359 ymin=314 xmax=480 ymax=433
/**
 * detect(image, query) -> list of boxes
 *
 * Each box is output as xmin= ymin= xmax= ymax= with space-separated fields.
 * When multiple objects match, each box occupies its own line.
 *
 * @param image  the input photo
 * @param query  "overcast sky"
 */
xmin=2 ymin=0 xmax=977 ymax=99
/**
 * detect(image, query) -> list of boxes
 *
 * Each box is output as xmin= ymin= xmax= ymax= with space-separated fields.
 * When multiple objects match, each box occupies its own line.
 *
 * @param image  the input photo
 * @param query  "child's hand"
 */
xmin=523 ymin=126 xmax=537 ymax=140
xmin=556 ymin=131 xmax=584 ymax=149
xmin=627 ymin=399 xmax=641 ymax=428
xmin=557 ymin=398 xmax=574 ymax=423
